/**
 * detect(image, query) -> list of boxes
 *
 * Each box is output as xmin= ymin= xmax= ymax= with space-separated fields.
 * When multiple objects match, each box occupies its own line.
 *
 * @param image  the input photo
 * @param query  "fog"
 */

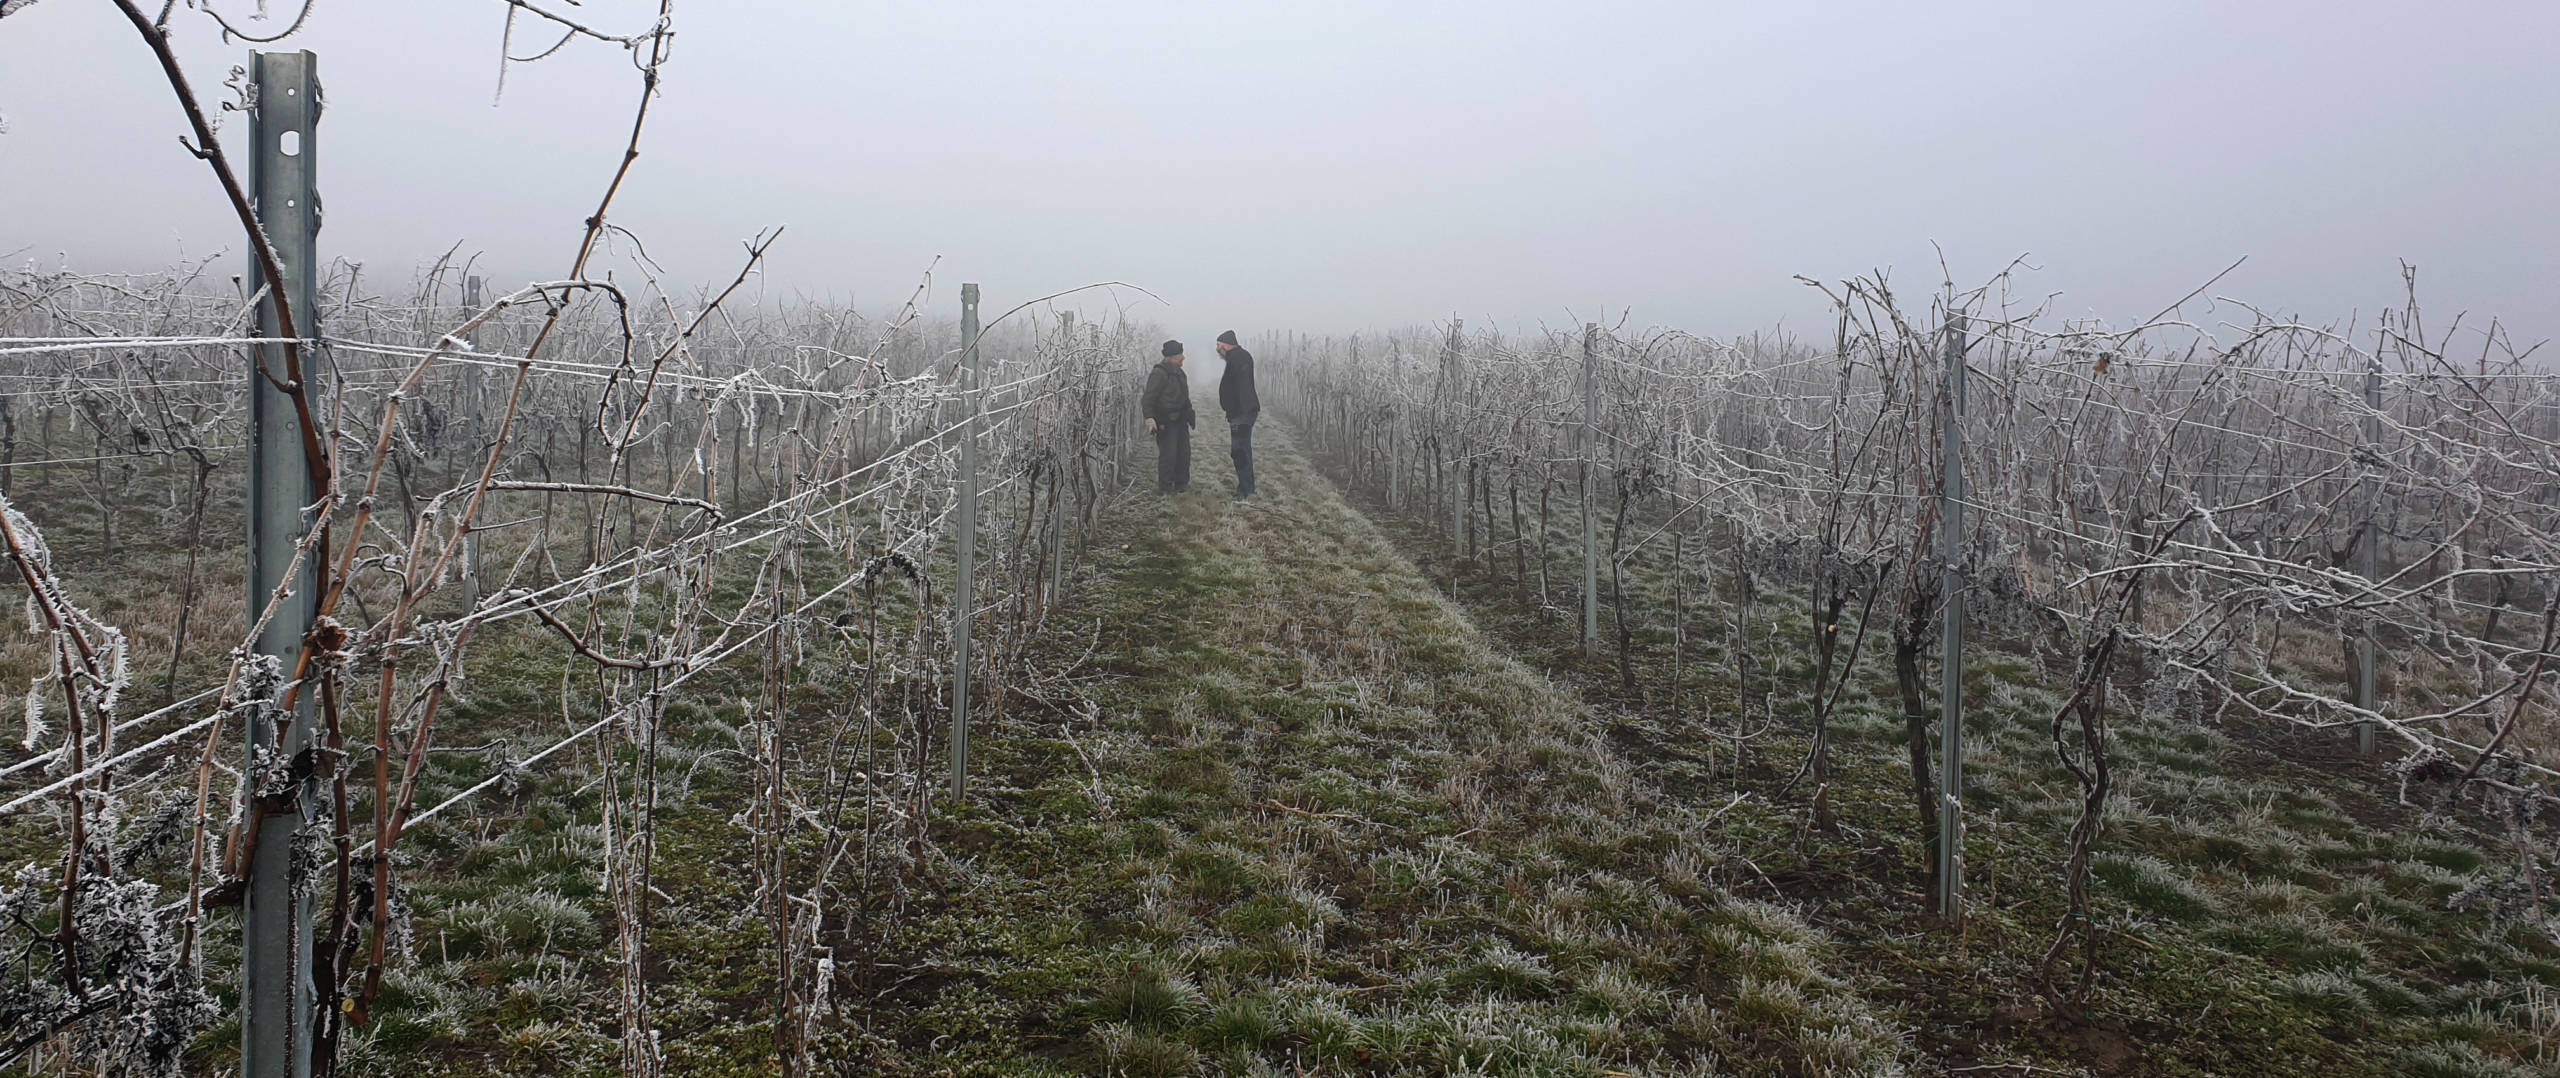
xmin=4 ymin=1 xmax=2554 ymax=346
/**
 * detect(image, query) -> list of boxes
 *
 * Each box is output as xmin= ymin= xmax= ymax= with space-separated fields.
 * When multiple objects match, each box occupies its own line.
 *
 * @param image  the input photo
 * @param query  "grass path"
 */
xmin=844 ymin=420 xmax=1906 ymax=1076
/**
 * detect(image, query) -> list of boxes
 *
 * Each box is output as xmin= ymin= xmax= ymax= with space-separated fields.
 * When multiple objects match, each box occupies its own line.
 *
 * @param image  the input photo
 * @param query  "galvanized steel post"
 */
xmin=1581 ymin=323 xmax=1599 ymax=656
xmin=1389 ymin=345 xmax=1404 ymax=511
xmin=2357 ymin=358 xmax=2381 ymax=754
xmin=244 ymin=48 xmax=321 ymax=1078
xmin=1447 ymin=320 xmax=1465 ymax=549
xmin=1937 ymin=313 xmax=1968 ymax=923
xmin=462 ymin=274 xmax=484 ymax=607
xmin=953 ymin=283 xmax=980 ymax=799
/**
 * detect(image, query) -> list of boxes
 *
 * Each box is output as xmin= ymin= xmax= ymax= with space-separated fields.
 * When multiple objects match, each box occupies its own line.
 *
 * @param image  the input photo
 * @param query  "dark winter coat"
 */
xmin=1219 ymin=346 xmax=1260 ymax=417
xmin=1142 ymin=360 xmax=1196 ymax=429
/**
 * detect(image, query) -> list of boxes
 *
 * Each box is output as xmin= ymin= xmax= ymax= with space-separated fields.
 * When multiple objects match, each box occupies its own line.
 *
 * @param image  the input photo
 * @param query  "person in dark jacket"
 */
xmin=1142 ymin=340 xmax=1195 ymax=494
xmin=1215 ymin=330 xmax=1258 ymax=499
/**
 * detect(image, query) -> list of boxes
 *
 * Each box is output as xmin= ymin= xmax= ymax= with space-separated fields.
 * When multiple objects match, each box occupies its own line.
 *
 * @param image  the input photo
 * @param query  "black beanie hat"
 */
xmin=1216 ymin=330 xmax=1239 ymax=346
xmin=1161 ymin=340 xmax=1183 ymax=358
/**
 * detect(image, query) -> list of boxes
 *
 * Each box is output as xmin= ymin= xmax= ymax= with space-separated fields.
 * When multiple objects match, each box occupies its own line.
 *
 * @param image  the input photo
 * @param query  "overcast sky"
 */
xmin=3 ymin=1 xmax=2553 ymax=349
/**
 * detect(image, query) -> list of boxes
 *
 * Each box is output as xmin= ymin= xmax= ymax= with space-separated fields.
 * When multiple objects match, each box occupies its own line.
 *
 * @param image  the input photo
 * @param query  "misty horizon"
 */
xmin=4 ymin=1 xmax=2554 ymax=350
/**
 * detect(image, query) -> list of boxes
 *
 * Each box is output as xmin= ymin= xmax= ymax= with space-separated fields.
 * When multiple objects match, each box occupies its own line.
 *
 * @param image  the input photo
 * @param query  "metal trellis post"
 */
xmin=1448 ymin=320 xmax=1465 ymax=550
xmin=1937 ymin=312 xmax=1968 ymax=924
xmin=1581 ymin=323 xmax=1599 ymax=656
xmin=2357 ymin=357 xmax=2381 ymax=754
xmin=244 ymin=48 xmax=321 ymax=1078
xmin=1390 ymin=345 xmax=1404 ymax=511
xmin=462 ymin=274 xmax=484 ymax=607
xmin=953 ymin=283 xmax=980 ymax=799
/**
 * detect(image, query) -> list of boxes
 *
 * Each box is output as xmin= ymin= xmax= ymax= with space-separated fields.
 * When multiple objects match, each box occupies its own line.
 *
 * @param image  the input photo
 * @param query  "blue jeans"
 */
xmin=1228 ymin=411 xmax=1257 ymax=497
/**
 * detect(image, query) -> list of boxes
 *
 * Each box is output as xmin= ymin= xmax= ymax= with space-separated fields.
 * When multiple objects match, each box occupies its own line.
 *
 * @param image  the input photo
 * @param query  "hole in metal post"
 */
xmin=280 ymin=131 xmax=301 ymax=157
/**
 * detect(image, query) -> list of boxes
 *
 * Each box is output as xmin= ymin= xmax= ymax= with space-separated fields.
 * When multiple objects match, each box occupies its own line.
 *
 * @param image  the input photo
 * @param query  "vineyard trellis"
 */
xmin=0 ymin=252 xmax=1159 ymax=1075
xmin=1268 ymin=269 xmax=2560 ymax=1003
xmin=0 ymin=11 xmax=1165 ymax=1074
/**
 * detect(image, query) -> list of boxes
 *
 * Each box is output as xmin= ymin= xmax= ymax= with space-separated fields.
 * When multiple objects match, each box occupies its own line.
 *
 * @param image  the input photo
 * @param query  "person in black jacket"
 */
xmin=1142 ymin=340 xmax=1195 ymax=494
xmin=1215 ymin=330 xmax=1258 ymax=499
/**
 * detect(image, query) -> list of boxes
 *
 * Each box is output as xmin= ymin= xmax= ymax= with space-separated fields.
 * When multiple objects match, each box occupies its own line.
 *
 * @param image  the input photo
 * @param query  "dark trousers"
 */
xmin=1228 ymin=411 xmax=1257 ymax=497
xmin=1154 ymin=423 xmax=1191 ymax=493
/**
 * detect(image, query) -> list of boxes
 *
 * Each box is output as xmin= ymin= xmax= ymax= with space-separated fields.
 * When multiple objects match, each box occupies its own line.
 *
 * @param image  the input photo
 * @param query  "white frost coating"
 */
xmin=19 ymin=687 xmax=42 ymax=752
xmin=98 ymin=629 xmax=130 ymax=718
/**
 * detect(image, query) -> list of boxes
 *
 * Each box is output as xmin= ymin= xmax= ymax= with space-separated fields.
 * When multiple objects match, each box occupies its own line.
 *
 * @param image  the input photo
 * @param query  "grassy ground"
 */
xmin=1317 ymin=437 xmax=2560 ymax=1077
xmin=793 ymin=420 xmax=1912 ymax=1075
